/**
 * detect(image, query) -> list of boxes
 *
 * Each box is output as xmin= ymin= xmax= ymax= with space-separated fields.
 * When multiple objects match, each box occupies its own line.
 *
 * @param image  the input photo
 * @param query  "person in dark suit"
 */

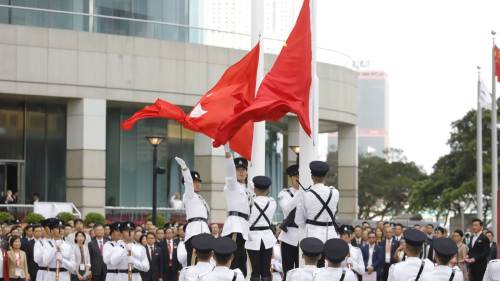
xmin=466 ymin=218 xmax=491 ymax=281
xmin=141 ymin=232 xmax=164 ymax=281
xmin=162 ymin=228 xmax=181 ymax=281
xmin=351 ymin=225 xmax=364 ymax=248
xmin=88 ymin=224 xmax=109 ymax=281
xmin=26 ymin=224 xmax=42 ymax=281
xmin=361 ymin=231 xmax=382 ymax=280
xmin=378 ymin=227 xmax=399 ymax=281
xmin=426 ymin=226 xmax=446 ymax=262
xmin=486 ymin=230 xmax=497 ymax=261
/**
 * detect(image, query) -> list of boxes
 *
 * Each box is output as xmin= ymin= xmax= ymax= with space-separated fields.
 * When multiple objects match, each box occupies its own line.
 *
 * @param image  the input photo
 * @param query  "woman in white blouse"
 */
xmin=71 ymin=231 xmax=91 ymax=281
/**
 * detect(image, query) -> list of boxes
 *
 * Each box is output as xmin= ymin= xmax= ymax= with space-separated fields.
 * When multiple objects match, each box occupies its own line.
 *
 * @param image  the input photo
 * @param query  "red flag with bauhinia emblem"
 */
xmin=495 ymin=45 xmax=500 ymax=82
xmin=213 ymin=0 xmax=312 ymax=147
xmin=121 ymin=43 xmax=260 ymax=160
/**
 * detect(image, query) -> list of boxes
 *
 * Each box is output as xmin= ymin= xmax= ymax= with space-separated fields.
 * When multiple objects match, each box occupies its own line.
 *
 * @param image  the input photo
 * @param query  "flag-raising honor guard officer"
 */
xmin=179 ymin=233 xmax=215 ymax=281
xmin=421 ymin=237 xmax=463 ymax=281
xmin=285 ymin=237 xmax=323 ymax=281
xmin=314 ymin=238 xmax=357 ymax=281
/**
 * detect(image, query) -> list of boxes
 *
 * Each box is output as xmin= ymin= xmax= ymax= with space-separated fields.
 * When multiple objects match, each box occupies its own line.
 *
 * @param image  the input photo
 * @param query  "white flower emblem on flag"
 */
xmin=189 ymin=103 xmax=208 ymax=118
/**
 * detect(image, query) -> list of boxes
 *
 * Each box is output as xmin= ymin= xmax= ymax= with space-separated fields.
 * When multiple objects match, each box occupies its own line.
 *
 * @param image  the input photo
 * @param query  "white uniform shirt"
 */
xmin=387 ymin=257 xmax=435 ymax=281
xmin=420 ymin=265 xmax=463 ymax=281
xmin=177 ymin=240 xmax=188 ymax=268
xmin=483 ymin=259 xmax=500 ymax=281
xmin=296 ymin=183 xmax=339 ymax=242
xmin=278 ymin=187 xmax=302 ymax=246
xmin=221 ymin=156 xmax=252 ymax=240
xmin=343 ymin=244 xmax=365 ymax=276
xmin=313 ymin=267 xmax=357 ymax=281
xmin=272 ymin=243 xmax=283 ymax=281
xmin=181 ymin=168 xmax=211 ymax=242
xmin=179 ymin=261 xmax=215 ymax=281
xmin=286 ymin=265 xmax=320 ymax=281
xmin=33 ymin=238 xmax=47 ymax=281
xmin=43 ymin=239 xmax=76 ymax=281
xmin=170 ymin=195 xmax=184 ymax=209
xmin=200 ymin=266 xmax=245 ymax=281
xmin=245 ymin=195 xmax=277 ymax=250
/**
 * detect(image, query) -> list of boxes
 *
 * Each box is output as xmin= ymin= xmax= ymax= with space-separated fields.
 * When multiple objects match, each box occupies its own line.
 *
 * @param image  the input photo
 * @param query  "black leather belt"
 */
xmin=187 ymin=217 xmax=208 ymax=224
xmin=39 ymin=267 xmax=48 ymax=271
xmin=306 ymin=219 xmax=334 ymax=226
xmin=48 ymin=268 xmax=68 ymax=272
xmin=228 ymin=211 xmax=249 ymax=220
xmin=107 ymin=269 xmax=139 ymax=274
xmin=249 ymin=226 xmax=270 ymax=231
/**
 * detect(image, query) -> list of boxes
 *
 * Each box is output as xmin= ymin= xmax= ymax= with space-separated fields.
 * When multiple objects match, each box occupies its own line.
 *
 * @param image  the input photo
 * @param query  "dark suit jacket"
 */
xmin=361 ymin=244 xmax=382 ymax=273
xmin=378 ymin=238 xmax=399 ymax=264
xmin=88 ymin=238 xmax=109 ymax=277
xmin=468 ymin=233 xmax=491 ymax=281
xmin=489 ymin=242 xmax=497 ymax=260
xmin=351 ymin=238 xmax=364 ymax=248
xmin=26 ymin=239 xmax=38 ymax=281
xmin=161 ymin=239 xmax=181 ymax=278
xmin=141 ymin=245 xmax=164 ymax=281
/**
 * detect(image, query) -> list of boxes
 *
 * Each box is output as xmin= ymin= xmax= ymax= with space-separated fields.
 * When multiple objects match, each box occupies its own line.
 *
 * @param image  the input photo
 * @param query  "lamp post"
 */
xmin=289 ymin=146 xmax=300 ymax=165
xmin=146 ymin=136 xmax=165 ymax=226
xmin=459 ymin=201 xmax=466 ymax=230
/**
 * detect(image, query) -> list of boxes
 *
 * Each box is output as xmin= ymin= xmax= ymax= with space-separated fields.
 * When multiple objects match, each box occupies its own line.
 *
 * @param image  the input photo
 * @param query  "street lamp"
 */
xmin=289 ymin=145 xmax=300 ymax=165
xmin=459 ymin=201 xmax=466 ymax=230
xmin=146 ymin=135 xmax=165 ymax=226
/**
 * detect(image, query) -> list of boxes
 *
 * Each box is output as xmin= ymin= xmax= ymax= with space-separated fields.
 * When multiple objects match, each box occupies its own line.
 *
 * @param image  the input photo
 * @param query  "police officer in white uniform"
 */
xmin=420 ymin=237 xmax=463 ymax=281
xmin=339 ymin=225 xmax=365 ymax=280
xmin=43 ymin=219 xmax=75 ymax=281
xmin=220 ymin=144 xmax=252 ymax=276
xmin=279 ymin=164 xmax=302 ymax=278
xmin=103 ymin=222 xmax=122 ymax=281
xmin=483 ymin=259 xmax=500 ymax=281
xmin=314 ymin=238 xmax=357 ymax=281
xmin=296 ymin=161 xmax=340 ymax=243
xmin=245 ymin=176 xmax=277 ymax=281
xmin=286 ymin=237 xmax=323 ymax=281
xmin=34 ymin=218 xmax=53 ymax=281
xmin=200 ymin=237 xmax=245 ymax=281
xmin=175 ymin=157 xmax=211 ymax=266
xmin=387 ymin=229 xmax=434 ymax=281
xmin=115 ymin=221 xmax=149 ymax=281
xmin=179 ymin=233 xmax=215 ymax=281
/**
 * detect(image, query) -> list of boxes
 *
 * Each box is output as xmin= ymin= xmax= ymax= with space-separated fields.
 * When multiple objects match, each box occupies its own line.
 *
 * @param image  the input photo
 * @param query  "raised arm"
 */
xmin=175 ymin=157 xmax=194 ymax=198
xmin=223 ymin=144 xmax=240 ymax=191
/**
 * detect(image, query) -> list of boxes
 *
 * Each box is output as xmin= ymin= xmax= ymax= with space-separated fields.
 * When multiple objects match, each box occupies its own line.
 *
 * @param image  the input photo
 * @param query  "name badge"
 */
xmin=80 ymin=264 xmax=85 ymax=271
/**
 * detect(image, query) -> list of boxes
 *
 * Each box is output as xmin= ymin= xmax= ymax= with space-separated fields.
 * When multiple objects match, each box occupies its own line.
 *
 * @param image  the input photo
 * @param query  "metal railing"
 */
xmin=0 ymin=4 xmax=354 ymax=69
xmin=0 ymin=202 xmax=81 ymax=219
xmin=105 ymin=206 xmax=186 ymax=224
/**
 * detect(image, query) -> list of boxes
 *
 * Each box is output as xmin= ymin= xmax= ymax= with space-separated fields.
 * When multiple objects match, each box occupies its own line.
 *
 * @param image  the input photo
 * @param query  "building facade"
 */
xmin=0 ymin=1 xmax=358 ymax=222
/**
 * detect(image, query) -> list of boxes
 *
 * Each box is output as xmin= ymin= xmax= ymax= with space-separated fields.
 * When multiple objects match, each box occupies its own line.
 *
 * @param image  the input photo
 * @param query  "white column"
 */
xmin=299 ymin=0 xmax=318 ymax=186
xmin=249 ymin=0 xmax=266 ymax=178
xmin=337 ymin=125 xmax=358 ymax=220
xmin=66 ymin=98 xmax=106 ymax=216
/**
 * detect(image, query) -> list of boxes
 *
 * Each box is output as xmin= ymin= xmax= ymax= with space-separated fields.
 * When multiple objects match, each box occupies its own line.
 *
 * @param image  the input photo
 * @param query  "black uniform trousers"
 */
xmin=185 ymin=238 xmax=194 ymax=266
xmin=247 ymin=241 xmax=273 ymax=280
xmin=281 ymin=241 xmax=299 ymax=280
xmin=225 ymin=233 xmax=247 ymax=277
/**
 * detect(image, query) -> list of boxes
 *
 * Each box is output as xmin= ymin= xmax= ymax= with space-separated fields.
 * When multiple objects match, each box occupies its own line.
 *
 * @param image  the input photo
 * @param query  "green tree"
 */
xmin=409 ymin=106 xmax=495 ymax=222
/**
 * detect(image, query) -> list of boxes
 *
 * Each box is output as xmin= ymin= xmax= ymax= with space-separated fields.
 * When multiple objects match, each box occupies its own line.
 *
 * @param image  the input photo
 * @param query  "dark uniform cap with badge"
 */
xmin=49 ymin=219 xmax=65 ymax=230
xmin=403 ymin=229 xmax=427 ymax=247
xmin=234 ymin=157 xmax=248 ymax=170
xmin=191 ymin=233 xmax=214 ymax=253
xmin=309 ymin=161 xmax=329 ymax=177
xmin=300 ymin=237 xmax=324 ymax=257
xmin=110 ymin=222 xmax=121 ymax=233
xmin=324 ymin=238 xmax=349 ymax=263
xmin=182 ymin=171 xmax=202 ymax=184
xmin=286 ymin=164 xmax=299 ymax=177
xmin=212 ymin=237 xmax=237 ymax=256
xmin=433 ymin=237 xmax=458 ymax=257
xmin=119 ymin=221 xmax=136 ymax=232
xmin=253 ymin=176 xmax=272 ymax=190
xmin=338 ymin=224 xmax=354 ymax=236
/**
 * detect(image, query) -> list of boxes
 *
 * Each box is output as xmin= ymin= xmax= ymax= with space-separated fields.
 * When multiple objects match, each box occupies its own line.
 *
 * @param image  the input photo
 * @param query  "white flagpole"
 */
xmin=299 ymin=0 xmax=319 ymax=186
xmin=491 ymin=30 xmax=498 ymax=238
xmin=477 ymin=66 xmax=483 ymax=220
xmin=249 ymin=0 xmax=265 ymax=178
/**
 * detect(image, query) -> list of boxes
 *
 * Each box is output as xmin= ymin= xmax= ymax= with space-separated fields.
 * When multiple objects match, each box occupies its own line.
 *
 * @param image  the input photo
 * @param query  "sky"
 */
xmin=316 ymin=0 xmax=500 ymax=172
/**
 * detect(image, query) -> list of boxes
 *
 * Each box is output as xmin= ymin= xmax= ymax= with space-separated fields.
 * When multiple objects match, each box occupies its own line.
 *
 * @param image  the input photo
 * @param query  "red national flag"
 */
xmin=121 ymin=43 xmax=260 ymax=160
xmin=495 ymin=45 xmax=500 ymax=82
xmin=213 ymin=0 xmax=312 ymax=147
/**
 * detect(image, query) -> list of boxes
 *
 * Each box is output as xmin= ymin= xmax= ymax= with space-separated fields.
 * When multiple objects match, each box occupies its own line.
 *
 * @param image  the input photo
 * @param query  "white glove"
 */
xmin=224 ymin=143 xmax=230 ymax=153
xmin=125 ymin=243 xmax=133 ymax=252
xmin=55 ymin=252 xmax=62 ymax=261
xmin=174 ymin=157 xmax=188 ymax=170
xmin=127 ymin=255 xmax=135 ymax=264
